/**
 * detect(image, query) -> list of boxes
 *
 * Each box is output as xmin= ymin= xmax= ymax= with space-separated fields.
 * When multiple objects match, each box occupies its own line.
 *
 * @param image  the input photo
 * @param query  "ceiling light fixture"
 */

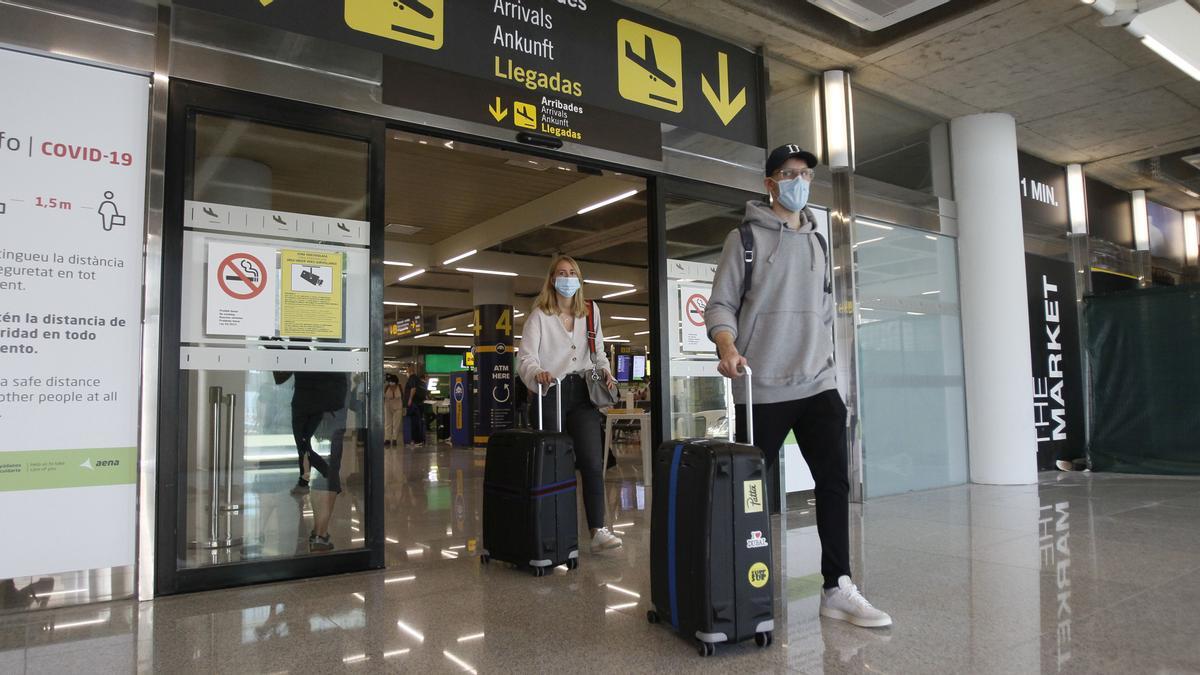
xmin=438 ymin=328 xmax=456 ymax=334
xmin=442 ymin=250 xmax=477 ymax=265
xmin=634 ymin=330 xmax=650 ymax=336
xmin=386 ymin=339 xmax=399 ymax=345
xmin=384 ymin=301 xmax=418 ymax=307
xmin=1132 ymin=190 xmax=1150 ymax=251
xmin=602 ymin=288 xmax=638 ymax=299
xmin=610 ymin=316 xmax=646 ymax=321
xmin=414 ymin=332 xmax=430 ymax=339
xmin=578 ymin=189 xmax=639 ymax=215
xmin=1067 ymin=164 xmax=1089 ymax=234
xmin=443 ymin=345 xmax=471 ymax=349
xmin=384 ymin=260 xmax=414 ymax=267
xmin=457 ymin=267 xmax=518 ymax=276
xmin=397 ymin=268 xmax=425 ymax=282
xmin=858 ymin=220 xmax=894 ymax=231
xmin=853 ymin=236 xmax=885 ymax=248
xmin=1183 ymin=211 xmax=1198 ymax=266
xmin=584 ymin=279 xmax=636 ymax=288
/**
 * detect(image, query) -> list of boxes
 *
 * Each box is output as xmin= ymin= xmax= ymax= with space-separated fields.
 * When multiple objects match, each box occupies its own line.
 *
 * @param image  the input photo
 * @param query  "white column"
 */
xmin=950 ymin=113 xmax=1038 ymax=485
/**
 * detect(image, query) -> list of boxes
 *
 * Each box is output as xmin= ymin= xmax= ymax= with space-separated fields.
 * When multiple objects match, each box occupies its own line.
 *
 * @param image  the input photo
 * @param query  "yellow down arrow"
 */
xmin=700 ymin=52 xmax=747 ymax=126
xmin=489 ymin=97 xmax=508 ymax=123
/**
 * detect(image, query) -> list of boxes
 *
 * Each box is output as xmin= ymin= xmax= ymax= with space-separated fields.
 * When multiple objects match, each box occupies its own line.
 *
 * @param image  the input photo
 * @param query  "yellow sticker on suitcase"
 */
xmin=743 ymin=479 xmax=764 ymax=513
xmin=748 ymin=562 xmax=769 ymax=588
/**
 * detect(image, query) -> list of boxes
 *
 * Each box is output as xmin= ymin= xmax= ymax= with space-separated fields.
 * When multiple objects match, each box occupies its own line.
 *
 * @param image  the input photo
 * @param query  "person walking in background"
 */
xmin=276 ymin=369 xmax=348 ymax=552
xmin=404 ymin=367 xmax=427 ymax=446
xmin=517 ymin=254 xmax=622 ymax=554
xmin=384 ymin=373 xmax=404 ymax=447
xmin=705 ymin=144 xmax=891 ymax=628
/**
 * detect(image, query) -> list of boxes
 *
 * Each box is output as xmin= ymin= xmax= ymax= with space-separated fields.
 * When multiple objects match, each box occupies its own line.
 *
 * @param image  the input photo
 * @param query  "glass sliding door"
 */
xmin=854 ymin=219 xmax=968 ymax=497
xmin=158 ymin=82 xmax=383 ymax=593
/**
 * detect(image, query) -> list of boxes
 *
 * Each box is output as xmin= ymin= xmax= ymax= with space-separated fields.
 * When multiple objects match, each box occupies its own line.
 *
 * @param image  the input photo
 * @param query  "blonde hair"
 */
xmin=534 ymin=254 xmax=588 ymax=317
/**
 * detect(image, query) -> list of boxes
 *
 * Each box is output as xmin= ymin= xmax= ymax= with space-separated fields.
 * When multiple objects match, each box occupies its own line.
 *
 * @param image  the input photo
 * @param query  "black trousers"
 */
xmin=532 ymin=374 xmax=606 ymax=530
xmin=736 ymin=389 xmax=850 ymax=589
xmin=293 ymin=406 xmax=347 ymax=494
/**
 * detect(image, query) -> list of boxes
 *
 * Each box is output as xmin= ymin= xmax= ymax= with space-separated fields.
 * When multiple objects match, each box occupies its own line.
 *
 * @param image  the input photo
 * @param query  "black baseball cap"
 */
xmin=765 ymin=144 xmax=818 ymax=177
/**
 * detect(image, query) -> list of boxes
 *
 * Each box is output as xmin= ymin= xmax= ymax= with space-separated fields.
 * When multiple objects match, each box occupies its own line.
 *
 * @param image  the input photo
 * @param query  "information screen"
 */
xmin=633 ymin=355 xmax=646 ymax=380
xmin=616 ymin=354 xmax=633 ymax=382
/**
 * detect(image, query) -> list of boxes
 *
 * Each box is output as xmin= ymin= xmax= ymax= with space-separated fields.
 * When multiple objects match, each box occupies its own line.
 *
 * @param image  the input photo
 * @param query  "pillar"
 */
xmin=949 ymin=113 xmax=1038 ymax=485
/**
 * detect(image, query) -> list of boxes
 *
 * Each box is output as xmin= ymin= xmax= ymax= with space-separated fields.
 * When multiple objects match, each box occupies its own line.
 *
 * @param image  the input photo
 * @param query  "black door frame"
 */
xmin=155 ymin=78 xmax=763 ymax=596
xmin=156 ymin=80 xmax=387 ymax=595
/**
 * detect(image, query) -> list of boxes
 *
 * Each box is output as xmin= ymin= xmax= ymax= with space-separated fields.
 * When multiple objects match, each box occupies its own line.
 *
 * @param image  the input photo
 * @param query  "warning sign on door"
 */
xmin=280 ymin=249 xmax=344 ymax=339
xmin=679 ymin=283 xmax=715 ymax=353
xmin=206 ymin=242 xmax=277 ymax=337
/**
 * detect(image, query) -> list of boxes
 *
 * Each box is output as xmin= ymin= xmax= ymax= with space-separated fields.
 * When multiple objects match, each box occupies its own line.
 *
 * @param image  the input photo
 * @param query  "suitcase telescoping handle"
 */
xmin=725 ymin=365 xmax=754 ymax=446
xmin=537 ymin=377 xmax=564 ymax=432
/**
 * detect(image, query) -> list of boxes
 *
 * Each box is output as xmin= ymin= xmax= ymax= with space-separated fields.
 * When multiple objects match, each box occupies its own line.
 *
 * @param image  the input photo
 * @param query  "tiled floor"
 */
xmin=3 ymin=460 xmax=1200 ymax=673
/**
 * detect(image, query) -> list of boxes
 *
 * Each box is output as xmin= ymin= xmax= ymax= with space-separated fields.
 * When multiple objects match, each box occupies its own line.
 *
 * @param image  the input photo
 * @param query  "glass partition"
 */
xmin=177 ymin=114 xmax=373 ymax=570
xmin=854 ymin=220 xmax=969 ymax=497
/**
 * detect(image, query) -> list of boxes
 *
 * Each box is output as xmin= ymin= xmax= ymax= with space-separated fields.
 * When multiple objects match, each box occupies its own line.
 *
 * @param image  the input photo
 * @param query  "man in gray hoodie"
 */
xmin=705 ymin=144 xmax=892 ymax=628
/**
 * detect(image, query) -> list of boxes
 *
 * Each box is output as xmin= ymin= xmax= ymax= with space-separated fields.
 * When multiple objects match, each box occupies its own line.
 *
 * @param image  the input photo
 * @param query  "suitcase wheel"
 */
xmin=566 ymin=558 xmax=579 ymax=571
xmin=480 ymin=554 xmax=490 ymax=565
xmin=696 ymin=640 xmax=715 ymax=657
xmin=532 ymin=566 xmax=546 ymax=577
xmin=755 ymin=631 xmax=773 ymax=648
xmin=646 ymin=610 xmax=659 ymax=624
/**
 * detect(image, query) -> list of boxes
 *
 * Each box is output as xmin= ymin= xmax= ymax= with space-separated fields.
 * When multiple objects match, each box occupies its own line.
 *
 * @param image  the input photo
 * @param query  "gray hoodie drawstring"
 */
xmin=768 ymin=221 xmax=785 ymax=264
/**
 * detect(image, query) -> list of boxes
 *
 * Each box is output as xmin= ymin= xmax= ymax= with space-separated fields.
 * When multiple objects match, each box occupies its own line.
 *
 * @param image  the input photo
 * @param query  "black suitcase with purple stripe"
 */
xmin=481 ymin=379 xmax=579 ymax=575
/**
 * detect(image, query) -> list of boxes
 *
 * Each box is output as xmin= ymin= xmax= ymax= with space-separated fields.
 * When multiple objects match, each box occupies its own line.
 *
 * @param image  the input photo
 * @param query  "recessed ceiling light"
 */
xmin=578 ymin=189 xmax=640 ymax=215
xmin=442 ymin=250 xmax=477 ymax=265
xmin=602 ymin=288 xmax=638 ymax=299
xmin=457 ymin=267 xmax=517 ymax=277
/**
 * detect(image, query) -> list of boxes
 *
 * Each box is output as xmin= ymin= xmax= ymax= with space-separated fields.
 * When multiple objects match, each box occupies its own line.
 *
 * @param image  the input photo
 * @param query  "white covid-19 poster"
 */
xmin=0 ymin=49 xmax=149 ymax=579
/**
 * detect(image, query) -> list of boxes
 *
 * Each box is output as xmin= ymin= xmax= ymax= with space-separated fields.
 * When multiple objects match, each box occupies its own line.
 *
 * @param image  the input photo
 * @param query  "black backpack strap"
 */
xmin=814 ymin=231 xmax=832 ymax=295
xmin=738 ymin=221 xmax=755 ymax=304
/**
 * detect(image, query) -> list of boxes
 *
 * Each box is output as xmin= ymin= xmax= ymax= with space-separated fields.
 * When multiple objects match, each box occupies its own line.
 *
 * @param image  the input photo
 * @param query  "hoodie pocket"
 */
xmin=741 ymin=310 xmax=834 ymax=386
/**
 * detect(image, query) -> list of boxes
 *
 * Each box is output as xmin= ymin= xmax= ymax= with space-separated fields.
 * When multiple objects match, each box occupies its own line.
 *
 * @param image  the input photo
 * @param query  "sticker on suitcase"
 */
xmin=746 ymin=530 xmax=768 ymax=549
xmin=743 ymin=479 xmax=764 ymax=513
xmin=748 ymin=562 xmax=770 ymax=588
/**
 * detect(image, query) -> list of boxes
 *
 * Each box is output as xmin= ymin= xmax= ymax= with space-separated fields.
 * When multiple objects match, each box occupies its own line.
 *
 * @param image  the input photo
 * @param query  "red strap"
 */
xmin=585 ymin=302 xmax=597 ymax=355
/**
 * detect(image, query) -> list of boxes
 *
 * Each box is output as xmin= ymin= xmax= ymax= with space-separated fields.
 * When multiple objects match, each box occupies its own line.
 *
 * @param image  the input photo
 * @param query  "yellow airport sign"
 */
xmin=700 ymin=51 xmax=747 ymax=126
xmin=514 ymin=101 xmax=537 ymax=129
xmin=616 ymin=19 xmax=683 ymax=113
xmin=344 ymin=0 xmax=444 ymax=51
xmin=489 ymin=97 xmax=508 ymax=123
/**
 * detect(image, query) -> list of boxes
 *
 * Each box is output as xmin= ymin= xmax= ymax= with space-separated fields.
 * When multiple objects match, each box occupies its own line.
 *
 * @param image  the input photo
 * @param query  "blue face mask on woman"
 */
xmin=773 ymin=176 xmax=811 ymax=212
xmin=554 ymin=276 xmax=581 ymax=297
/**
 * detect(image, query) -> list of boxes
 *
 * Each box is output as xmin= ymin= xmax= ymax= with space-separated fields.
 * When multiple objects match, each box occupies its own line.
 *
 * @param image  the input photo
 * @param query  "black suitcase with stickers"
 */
xmin=648 ymin=367 xmax=774 ymax=657
xmin=481 ymin=379 xmax=579 ymax=576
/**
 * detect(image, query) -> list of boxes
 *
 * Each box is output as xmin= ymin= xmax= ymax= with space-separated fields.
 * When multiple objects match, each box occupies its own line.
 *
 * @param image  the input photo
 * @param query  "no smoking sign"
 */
xmin=217 ymin=253 xmax=268 ymax=300
xmin=206 ymin=243 xmax=277 ymax=337
xmin=685 ymin=293 xmax=707 ymax=327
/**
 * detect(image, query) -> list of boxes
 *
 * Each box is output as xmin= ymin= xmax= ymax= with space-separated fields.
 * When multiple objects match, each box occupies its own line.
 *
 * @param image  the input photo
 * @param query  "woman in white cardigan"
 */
xmin=518 ymin=254 xmax=622 ymax=553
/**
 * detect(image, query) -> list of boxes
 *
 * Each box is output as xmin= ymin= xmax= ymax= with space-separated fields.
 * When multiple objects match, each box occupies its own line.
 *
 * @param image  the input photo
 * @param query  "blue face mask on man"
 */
xmin=554 ymin=276 xmax=581 ymax=297
xmin=773 ymin=176 xmax=811 ymax=212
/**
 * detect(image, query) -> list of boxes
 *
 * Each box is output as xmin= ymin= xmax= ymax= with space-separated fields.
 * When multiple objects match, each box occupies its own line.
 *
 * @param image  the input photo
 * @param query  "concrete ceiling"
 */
xmin=628 ymin=0 xmax=1200 ymax=211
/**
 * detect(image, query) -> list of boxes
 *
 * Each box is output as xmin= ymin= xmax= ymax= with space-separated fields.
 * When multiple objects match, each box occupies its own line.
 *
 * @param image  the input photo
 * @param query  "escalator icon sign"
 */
xmin=617 ymin=19 xmax=684 ymax=113
xmin=345 ymin=0 xmax=444 ymax=50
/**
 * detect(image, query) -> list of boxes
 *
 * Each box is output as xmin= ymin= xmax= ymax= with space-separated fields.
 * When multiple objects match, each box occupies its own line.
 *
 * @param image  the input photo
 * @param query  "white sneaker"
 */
xmin=591 ymin=527 xmax=623 ymax=553
xmin=820 ymin=576 xmax=892 ymax=628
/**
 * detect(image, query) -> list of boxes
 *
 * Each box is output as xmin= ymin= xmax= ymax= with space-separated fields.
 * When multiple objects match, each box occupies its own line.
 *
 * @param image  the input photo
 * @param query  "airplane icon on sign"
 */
xmin=625 ymin=35 xmax=677 ymax=90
